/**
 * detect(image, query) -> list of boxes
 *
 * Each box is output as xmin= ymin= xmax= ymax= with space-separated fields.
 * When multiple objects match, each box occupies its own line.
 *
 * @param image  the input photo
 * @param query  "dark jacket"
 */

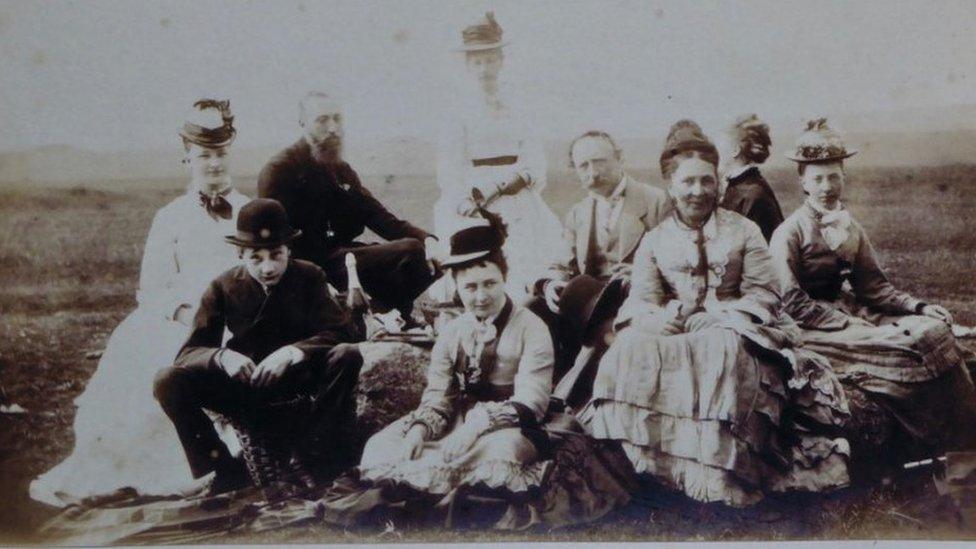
xmin=175 ymin=259 xmax=355 ymax=369
xmin=258 ymin=139 xmax=431 ymax=267
xmin=721 ymin=166 xmax=785 ymax=242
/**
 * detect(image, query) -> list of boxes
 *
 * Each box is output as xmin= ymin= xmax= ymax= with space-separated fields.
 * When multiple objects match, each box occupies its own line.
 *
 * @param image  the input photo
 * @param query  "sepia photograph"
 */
xmin=2 ymin=0 xmax=976 ymax=544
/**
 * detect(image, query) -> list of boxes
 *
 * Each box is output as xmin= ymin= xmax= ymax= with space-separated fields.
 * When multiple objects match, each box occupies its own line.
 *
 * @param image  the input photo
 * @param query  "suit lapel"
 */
xmin=577 ymin=197 xmax=597 ymax=275
xmin=617 ymin=180 xmax=649 ymax=262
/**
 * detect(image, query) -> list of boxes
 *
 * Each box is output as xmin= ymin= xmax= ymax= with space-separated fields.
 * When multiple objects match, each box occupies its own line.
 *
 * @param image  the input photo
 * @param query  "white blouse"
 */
xmin=136 ymin=189 xmax=250 ymax=321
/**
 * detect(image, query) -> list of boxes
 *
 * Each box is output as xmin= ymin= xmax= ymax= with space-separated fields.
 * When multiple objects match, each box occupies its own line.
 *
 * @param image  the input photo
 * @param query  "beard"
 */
xmin=308 ymin=135 xmax=343 ymax=165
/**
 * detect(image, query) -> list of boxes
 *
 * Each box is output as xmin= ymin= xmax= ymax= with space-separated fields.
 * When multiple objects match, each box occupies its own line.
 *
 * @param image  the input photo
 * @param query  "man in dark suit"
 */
xmin=258 ymin=91 xmax=439 ymax=320
xmin=153 ymin=198 xmax=363 ymax=493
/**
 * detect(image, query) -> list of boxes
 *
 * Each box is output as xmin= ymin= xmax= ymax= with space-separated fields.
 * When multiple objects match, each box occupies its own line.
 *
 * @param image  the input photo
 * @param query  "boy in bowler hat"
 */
xmin=153 ymin=198 xmax=363 ymax=494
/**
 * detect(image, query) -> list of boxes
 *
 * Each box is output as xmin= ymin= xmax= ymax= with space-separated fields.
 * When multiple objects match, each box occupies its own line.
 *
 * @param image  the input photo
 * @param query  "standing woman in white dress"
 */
xmin=431 ymin=12 xmax=563 ymax=304
xmin=31 ymin=100 xmax=251 ymax=506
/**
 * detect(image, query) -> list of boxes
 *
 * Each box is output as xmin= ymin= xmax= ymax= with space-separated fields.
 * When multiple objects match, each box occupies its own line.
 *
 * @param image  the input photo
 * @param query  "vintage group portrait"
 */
xmin=2 ymin=0 xmax=976 ymax=545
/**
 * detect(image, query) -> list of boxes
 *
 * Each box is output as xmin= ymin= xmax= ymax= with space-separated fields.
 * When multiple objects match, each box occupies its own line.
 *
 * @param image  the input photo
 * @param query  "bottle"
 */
xmin=345 ymin=253 xmax=371 ymax=339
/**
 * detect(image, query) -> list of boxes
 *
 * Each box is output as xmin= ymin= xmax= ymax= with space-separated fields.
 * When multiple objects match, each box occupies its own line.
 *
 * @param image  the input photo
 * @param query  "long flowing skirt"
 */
xmin=321 ymin=401 xmax=635 ymax=529
xmin=30 ymin=309 xmax=199 ymax=506
xmin=578 ymin=326 xmax=850 ymax=507
xmin=799 ymin=308 xmax=976 ymax=453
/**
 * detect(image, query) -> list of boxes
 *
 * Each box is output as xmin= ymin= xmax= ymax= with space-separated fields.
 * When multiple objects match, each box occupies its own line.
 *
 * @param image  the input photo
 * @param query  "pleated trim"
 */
xmin=358 ymin=458 xmax=553 ymax=496
xmin=619 ymin=441 xmax=764 ymax=507
xmin=578 ymin=400 xmax=776 ymax=485
xmin=787 ymin=350 xmax=851 ymax=428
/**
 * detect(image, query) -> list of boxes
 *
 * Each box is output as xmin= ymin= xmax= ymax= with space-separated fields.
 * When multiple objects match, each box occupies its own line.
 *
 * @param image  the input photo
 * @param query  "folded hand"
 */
xmin=251 ymin=345 xmax=303 ymax=387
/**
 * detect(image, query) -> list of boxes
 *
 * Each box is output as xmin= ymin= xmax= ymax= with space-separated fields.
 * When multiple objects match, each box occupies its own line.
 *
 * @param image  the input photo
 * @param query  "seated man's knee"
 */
xmin=391 ymin=238 xmax=425 ymax=264
xmin=153 ymin=366 xmax=185 ymax=404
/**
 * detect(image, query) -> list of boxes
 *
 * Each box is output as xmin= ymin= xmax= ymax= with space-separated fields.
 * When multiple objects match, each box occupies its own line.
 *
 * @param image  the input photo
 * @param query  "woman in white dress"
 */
xmin=31 ymin=100 xmax=250 ymax=506
xmin=430 ymin=12 xmax=563 ymax=304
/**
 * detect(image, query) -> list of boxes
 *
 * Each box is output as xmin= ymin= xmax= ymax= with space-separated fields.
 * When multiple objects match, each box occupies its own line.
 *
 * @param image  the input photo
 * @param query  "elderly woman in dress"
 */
xmin=31 ymin=100 xmax=250 ymax=505
xmin=429 ymin=12 xmax=563 ymax=303
xmin=578 ymin=121 xmax=850 ymax=507
xmin=769 ymin=118 xmax=976 ymax=460
xmin=720 ymin=114 xmax=785 ymax=242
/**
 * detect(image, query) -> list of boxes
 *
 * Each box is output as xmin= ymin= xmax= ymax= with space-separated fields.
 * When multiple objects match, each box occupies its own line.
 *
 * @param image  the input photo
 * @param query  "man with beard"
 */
xmin=527 ymin=131 xmax=670 ymax=403
xmin=258 ymin=92 xmax=439 ymax=324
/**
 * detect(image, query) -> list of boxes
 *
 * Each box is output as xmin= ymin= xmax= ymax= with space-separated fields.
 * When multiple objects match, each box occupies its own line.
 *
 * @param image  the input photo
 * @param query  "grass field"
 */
xmin=1 ymin=164 xmax=975 ymax=543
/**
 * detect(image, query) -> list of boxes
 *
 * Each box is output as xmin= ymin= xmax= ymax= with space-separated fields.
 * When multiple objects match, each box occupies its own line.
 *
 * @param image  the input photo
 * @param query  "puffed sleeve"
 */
xmin=716 ymin=220 xmax=779 ymax=324
xmin=403 ymin=321 xmax=461 ymax=440
xmin=614 ymin=230 xmax=674 ymax=328
xmin=135 ymin=207 xmax=186 ymax=321
xmin=849 ymin=221 xmax=923 ymax=315
xmin=769 ymin=219 xmax=852 ymax=330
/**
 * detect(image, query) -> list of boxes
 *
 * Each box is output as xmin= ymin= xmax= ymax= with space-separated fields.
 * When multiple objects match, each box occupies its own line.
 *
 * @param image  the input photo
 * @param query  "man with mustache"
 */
xmin=258 ymin=91 xmax=439 ymax=324
xmin=527 ymin=131 xmax=670 ymax=399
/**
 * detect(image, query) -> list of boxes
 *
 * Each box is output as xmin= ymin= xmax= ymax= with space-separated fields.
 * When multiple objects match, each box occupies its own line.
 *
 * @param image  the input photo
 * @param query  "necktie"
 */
xmin=199 ymin=189 xmax=233 ymax=220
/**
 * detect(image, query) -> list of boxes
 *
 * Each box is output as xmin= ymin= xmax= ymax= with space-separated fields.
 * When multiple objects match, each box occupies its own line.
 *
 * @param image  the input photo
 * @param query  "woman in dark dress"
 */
xmin=721 ymin=114 xmax=785 ymax=242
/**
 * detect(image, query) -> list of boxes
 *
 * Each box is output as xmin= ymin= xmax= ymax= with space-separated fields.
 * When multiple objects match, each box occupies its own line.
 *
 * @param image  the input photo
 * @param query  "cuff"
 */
xmin=406 ymin=406 xmax=451 ymax=440
xmin=471 ymin=401 xmax=536 ymax=435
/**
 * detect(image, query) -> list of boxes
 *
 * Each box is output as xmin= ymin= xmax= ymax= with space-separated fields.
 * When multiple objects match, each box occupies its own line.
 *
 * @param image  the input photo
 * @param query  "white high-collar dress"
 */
xmin=430 ymin=100 xmax=563 ymax=303
xmin=30 ymin=188 xmax=250 ymax=506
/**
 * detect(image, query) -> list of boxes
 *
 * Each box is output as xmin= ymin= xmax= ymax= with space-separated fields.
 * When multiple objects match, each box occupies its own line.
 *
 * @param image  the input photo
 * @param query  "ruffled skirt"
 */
xmin=799 ymin=309 xmax=976 ymax=453
xmin=321 ymin=405 xmax=635 ymax=529
xmin=578 ymin=326 xmax=850 ymax=507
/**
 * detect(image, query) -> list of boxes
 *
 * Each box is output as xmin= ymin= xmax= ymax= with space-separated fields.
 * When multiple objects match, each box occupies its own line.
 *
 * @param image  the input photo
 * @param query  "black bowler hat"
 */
xmin=224 ymin=198 xmax=301 ymax=248
xmin=558 ymin=275 xmax=626 ymax=344
xmin=440 ymin=207 xmax=508 ymax=268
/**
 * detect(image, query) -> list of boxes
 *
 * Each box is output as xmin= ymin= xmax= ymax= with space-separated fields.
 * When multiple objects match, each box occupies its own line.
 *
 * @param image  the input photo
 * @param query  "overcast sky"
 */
xmin=2 ymin=0 xmax=975 ymax=152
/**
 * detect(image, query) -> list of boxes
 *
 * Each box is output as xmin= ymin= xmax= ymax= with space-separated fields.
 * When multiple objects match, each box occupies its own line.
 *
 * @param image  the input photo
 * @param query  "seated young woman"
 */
xmin=30 ymin=99 xmax=250 ymax=506
xmin=321 ymin=209 xmax=633 ymax=529
xmin=769 ymin=118 xmax=976 ymax=465
xmin=577 ymin=120 xmax=850 ymax=507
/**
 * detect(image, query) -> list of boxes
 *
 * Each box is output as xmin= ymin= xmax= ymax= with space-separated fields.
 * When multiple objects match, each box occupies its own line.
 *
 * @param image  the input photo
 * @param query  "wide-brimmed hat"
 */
xmin=181 ymin=99 xmax=236 ymax=148
xmin=455 ymin=12 xmax=508 ymax=52
xmin=224 ymin=198 xmax=301 ymax=248
xmin=786 ymin=118 xmax=857 ymax=163
xmin=558 ymin=275 xmax=626 ymax=345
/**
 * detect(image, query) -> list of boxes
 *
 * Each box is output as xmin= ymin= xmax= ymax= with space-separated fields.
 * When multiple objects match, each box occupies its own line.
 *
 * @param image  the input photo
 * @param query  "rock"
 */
xmin=353 ymin=342 xmax=430 ymax=444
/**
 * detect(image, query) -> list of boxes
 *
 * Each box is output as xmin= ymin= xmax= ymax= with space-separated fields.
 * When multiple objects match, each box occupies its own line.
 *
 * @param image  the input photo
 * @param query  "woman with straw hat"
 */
xmin=769 ymin=118 xmax=976 ymax=468
xmin=429 ymin=12 xmax=563 ymax=304
xmin=30 ymin=99 xmax=250 ymax=505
